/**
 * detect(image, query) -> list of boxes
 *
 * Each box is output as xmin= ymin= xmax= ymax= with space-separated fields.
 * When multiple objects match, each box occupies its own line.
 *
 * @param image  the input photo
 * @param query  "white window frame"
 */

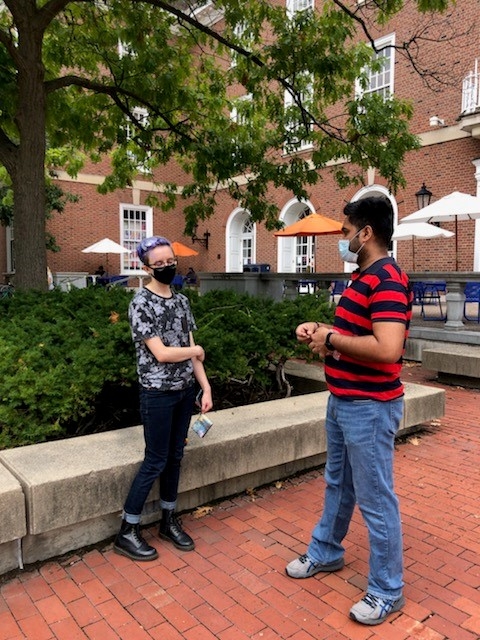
xmin=226 ymin=207 xmax=255 ymax=272
xmin=231 ymin=22 xmax=247 ymax=68
xmin=118 ymin=40 xmax=136 ymax=58
xmin=355 ymin=33 xmax=395 ymax=100
xmin=230 ymin=94 xmax=253 ymax=160
xmin=230 ymin=93 xmax=253 ymax=125
xmin=284 ymin=74 xmax=314 ymax=153
xmin=286 ymin=0 xmax=314 ymax=19
xmin=120 ymin=204 xmax=153 ymax=274
xmin=125 ymin=107 xmax=150 ymax=174
xmin=242 ymin=217 xmax=255 ymax=266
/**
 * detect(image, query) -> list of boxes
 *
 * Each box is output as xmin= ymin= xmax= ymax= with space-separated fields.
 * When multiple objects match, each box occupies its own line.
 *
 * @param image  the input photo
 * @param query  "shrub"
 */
xmin=0 ymin=287 xmax=135 ymax=449
xmin=0 ymin=287 xmax=334 ymax=449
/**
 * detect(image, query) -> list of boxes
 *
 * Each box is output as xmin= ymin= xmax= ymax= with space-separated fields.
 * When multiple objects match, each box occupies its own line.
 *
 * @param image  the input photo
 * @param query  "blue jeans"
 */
xmin=308 ymin=394 xmax=404 ymax=600
xmin=123 ymin=385 xmax=195 ymax=522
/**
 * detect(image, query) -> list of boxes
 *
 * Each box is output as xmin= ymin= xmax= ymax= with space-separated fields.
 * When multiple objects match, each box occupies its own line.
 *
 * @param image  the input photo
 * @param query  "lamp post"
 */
xmin=415 ymin=183 xmax=432 ymax=210
xmin=191 ymin=227 xmax=210 ymax=250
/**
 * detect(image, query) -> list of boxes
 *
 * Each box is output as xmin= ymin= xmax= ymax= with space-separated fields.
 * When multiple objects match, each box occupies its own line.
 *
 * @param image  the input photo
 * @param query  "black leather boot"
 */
xmin=114 ymin=520 xmax=159 ymax=561
xmin=159 ymin=509 xmax=195 ymax=551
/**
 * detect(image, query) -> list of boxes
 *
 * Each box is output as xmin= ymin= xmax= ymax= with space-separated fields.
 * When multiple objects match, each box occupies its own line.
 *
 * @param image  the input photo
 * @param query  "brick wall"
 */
xmin=7 ymin=0 xmax=480 ymax=278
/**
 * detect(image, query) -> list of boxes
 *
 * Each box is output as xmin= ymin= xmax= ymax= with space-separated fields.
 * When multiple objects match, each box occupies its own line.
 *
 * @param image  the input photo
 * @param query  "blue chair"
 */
xmin=411 ymin=282 xmax=425 ymax=305
xmin=172 ymin=274 xmax=185 ymax=290
xmin=463 ymin=282 xmax=480 ymax=323
xmin=413 ymin=281 xmax=447 ymax=321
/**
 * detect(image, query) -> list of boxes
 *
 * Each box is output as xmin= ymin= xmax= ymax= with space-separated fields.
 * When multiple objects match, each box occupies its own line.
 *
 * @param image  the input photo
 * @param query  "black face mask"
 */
xmin=152 ymin=264 xmax=176 ymax=285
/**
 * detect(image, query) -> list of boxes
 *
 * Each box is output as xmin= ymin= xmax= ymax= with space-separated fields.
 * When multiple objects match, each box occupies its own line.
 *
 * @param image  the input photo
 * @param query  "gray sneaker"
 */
xmin=285 ymin=553 xmax=344 ymax=578
xmin=349 ymin=593 xmax=405 ymax=625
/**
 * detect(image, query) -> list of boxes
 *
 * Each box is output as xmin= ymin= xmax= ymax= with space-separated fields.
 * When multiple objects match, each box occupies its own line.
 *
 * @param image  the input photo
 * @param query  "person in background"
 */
xmin=47 ymin=266 xmax=54 ymax=290
xmin=185 ymin=266 xmax=197 ymax=286
xmin=94 ymin=265 xmax=106 ymax=276
xmin=114 ymin=236 xmax=213 ymax=561
xmin=286 ymin=196 xmax=413 ymax=626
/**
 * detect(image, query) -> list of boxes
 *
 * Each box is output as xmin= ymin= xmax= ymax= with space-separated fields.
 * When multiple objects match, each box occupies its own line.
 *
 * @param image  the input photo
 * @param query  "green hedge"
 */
xmin=0 ymin=287 xmax=333 ymax=449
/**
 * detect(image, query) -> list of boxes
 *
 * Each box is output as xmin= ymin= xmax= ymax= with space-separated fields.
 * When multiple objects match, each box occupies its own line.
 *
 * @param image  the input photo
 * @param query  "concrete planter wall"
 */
xmin=0 ymin=376 xmax=444 ymax=577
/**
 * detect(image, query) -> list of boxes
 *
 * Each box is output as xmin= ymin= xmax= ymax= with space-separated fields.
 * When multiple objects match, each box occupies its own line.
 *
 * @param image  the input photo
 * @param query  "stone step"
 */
xmin=423 ymin=344 xmax=480 ymax=388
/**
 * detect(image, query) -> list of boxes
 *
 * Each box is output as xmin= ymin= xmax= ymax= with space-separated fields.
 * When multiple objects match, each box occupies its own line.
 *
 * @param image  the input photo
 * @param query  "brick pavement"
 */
xmin=1 ymin=362 xmax=479 ymax=640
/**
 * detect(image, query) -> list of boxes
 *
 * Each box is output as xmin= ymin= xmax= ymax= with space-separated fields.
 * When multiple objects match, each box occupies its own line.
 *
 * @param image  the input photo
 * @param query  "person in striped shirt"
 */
xmin=286 ymin=196 xmax=413 ymax=626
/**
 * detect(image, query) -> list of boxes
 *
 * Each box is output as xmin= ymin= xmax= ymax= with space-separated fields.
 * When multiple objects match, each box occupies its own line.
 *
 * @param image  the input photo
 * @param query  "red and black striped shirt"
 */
xmin=325 ymin=257 xmax=413 ymax=401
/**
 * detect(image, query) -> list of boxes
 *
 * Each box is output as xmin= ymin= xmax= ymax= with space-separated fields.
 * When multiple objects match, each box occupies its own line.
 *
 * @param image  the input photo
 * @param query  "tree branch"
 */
xmin=333 ymin=0 xmax=471 ymax=90
xmin=44 ymin=75 xmax=196 ymax=143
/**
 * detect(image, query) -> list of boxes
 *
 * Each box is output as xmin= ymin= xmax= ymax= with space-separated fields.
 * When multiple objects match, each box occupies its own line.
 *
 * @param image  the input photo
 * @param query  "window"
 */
xmin=120 ymin=205 xmax=153 ymax=273
xmin=230 ymin=94 xmax=253 ymax=160
xmin=231 ymin=22 xmax=250 ymax=68
xmin=356 ymin=34 xmax=395 ymax=100
xmin=242 ymin=218 xmax=254 ymax=265
xmin=230 ymin=93 xmax=252 ymax=125
xmin=287 ymin=0 xmax=314 ymax=17
xmin=125 ymin=107 xmax=150 ymax=173
xmin=295 ymin=210 xmax=315 ymax=273
xmin=118 ymin=40 xmax=136 ymax=58
xmin=284 ymin=74 xmax=313 ymax=152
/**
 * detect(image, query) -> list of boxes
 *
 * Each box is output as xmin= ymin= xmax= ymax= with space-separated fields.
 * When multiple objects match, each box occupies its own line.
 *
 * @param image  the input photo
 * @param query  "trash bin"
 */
xmin=243 ymin=263 xmax=271 ymax=273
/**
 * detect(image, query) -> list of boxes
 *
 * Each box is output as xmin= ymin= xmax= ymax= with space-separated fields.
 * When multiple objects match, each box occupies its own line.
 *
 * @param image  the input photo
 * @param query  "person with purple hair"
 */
xmin=114 ymin=236 xmax=213 ymax=561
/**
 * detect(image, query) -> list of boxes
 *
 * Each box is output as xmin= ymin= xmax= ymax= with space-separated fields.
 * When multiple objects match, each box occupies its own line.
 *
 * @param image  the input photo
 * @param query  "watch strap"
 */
xmin=325 ymin=331 xmax=335 ymax=351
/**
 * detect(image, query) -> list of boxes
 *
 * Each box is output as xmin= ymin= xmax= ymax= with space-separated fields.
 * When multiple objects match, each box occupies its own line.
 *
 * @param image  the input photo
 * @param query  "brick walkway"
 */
xmin=1 ymin=363 xmax=479 ymax=640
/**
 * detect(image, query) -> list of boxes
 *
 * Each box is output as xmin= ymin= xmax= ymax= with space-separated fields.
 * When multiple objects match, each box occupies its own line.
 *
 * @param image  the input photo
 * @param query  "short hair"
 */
xmin=137 ymin=236 xmax=172 ymax=264
xmin=343 ymin=196 xmax=394 ymax=247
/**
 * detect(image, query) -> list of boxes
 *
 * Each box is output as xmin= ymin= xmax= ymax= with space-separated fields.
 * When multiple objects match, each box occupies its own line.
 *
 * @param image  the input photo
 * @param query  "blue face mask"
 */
xmin=338 ymin=228 xmax=364 ymax=264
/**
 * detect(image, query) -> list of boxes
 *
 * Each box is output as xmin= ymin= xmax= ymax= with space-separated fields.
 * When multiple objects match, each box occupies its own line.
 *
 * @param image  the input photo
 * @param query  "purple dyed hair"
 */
xmin=137 ymin=236 xmax=172 ymax=264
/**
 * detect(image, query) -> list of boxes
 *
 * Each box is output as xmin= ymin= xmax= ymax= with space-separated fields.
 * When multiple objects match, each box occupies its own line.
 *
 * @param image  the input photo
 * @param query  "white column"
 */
xmin=472 ymin=158 xmax=480 ymax=271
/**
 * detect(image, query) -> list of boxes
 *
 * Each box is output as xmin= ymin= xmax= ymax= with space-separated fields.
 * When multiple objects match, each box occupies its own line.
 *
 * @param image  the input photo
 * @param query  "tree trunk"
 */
xmin=12 ymin=15 xmax=47 ymax=291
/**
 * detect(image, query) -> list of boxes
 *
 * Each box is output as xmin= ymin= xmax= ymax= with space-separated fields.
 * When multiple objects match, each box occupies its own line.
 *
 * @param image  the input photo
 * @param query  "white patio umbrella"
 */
xmin=82 ymin=238 xmax=131 ymax=274
xmin=392 ymin=222 xmax=454 ymax=270
xmin=400 ymin=191 xmax=480 ymax=269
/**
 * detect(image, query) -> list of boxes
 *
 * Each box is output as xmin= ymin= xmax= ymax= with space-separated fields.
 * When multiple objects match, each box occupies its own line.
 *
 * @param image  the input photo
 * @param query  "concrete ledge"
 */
xmin=0 ymin=382 xmax=445 ymax=574
xmin=0 ymin=466 xmax=27 ymax=575
xmin=406 ymin=326 xmax=480 ymax=361
xmin=423 ymin=344 xmax=480 ymax=388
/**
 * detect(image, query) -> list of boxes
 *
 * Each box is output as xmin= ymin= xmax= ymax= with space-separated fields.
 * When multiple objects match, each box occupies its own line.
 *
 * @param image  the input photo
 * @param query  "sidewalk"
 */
xmin=1 ymin=363 xmax=479 ymax=640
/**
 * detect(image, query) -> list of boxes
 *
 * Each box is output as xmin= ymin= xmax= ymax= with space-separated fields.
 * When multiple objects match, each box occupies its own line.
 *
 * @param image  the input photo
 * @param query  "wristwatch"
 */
xmin=325 ymin=331 xmax=335 ymax=351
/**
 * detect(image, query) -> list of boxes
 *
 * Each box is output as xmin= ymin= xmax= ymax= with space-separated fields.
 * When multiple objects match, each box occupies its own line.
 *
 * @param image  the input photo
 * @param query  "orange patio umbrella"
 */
xmin=171 ymin=241 xmax=199 ymax=257
xmin=274 ymin=212 xmax=343 ymax=237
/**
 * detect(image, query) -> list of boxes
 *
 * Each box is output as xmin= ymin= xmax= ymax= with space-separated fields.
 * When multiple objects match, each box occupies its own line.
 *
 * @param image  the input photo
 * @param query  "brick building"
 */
xmin=2 ymin=0 xmax=480 ymax=284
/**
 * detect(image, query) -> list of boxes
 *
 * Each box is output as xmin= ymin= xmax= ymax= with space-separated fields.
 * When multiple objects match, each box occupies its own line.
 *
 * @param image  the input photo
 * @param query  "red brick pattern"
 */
xmin=1 ymin=363 xmax=479 ymax=639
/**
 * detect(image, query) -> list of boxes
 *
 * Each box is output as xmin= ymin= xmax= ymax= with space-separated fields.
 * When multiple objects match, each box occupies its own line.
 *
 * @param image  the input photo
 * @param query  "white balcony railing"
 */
xmin=462 ymin=59 xmax=480 ymax=114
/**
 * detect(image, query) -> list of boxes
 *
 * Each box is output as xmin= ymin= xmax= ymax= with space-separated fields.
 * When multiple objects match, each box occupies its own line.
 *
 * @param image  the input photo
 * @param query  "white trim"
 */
xmin=356 ymin=33 xmax=395 ymax=99
xmin=286 ymin=0 xmax=314 ymax=19
xmin=284 ymin=73 xmax=314 ymax=153
xmin=226 ymin=207 xmax=254 ymax=272
xmin=276 ymin=199 xmax=314 ymax=272
xmin=349 ymin=185 xmax=398 ymax=271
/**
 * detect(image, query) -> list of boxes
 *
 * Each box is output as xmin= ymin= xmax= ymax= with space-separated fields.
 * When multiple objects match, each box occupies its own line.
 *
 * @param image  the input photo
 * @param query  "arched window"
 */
xmin=226 ymin=208 xmax=256 ymax=272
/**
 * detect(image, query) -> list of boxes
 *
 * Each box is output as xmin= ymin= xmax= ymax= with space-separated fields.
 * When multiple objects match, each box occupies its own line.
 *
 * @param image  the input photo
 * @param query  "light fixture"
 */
xmin=191 ymin=227 xmax=210 ymax=250
xmin=429 ymin=116 xmax=445 ymax=127
xmin=415 ymin=183 xmax=432 ymax=210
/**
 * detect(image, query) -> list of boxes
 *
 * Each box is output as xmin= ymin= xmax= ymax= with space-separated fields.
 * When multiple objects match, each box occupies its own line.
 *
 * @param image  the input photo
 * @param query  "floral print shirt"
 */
xmin=129 ymin=288 xmax=197 ymax=390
